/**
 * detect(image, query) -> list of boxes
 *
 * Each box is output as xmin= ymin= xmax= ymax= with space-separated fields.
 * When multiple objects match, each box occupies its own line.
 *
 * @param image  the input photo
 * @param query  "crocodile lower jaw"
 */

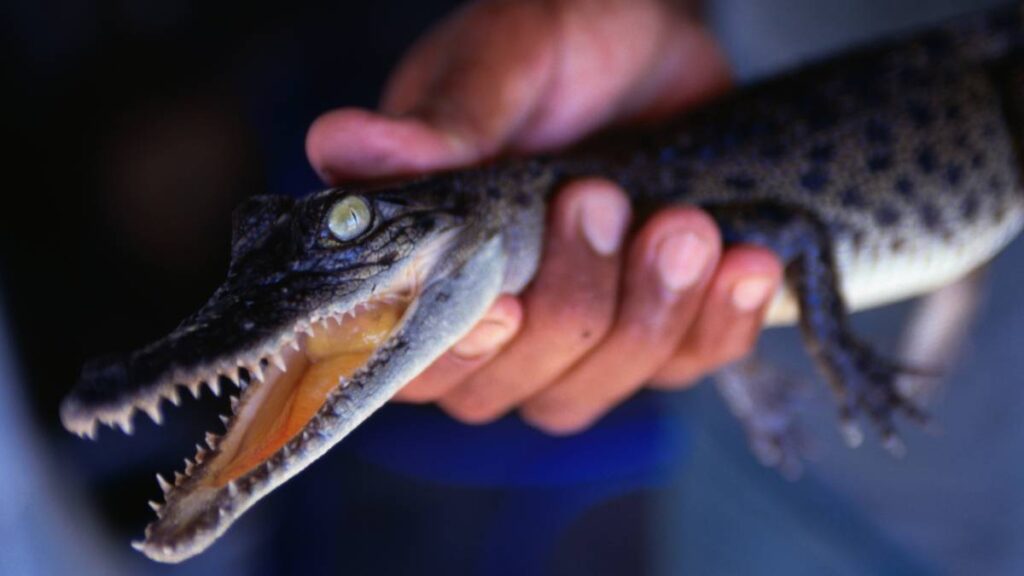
xmin=135 ymin=290 xmax=412 ymax=561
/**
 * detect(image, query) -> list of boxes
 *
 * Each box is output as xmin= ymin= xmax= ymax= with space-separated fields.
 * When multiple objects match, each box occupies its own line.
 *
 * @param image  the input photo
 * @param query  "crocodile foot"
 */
xmin=715 ymin=357 xmax=813 ymax=479
xmin=829 ymin=339 xmax=932 ymax=456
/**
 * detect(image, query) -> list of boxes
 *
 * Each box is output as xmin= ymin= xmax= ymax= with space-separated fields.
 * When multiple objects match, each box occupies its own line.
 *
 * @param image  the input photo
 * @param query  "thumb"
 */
xmin=306 ymin=0 xmax=730 ymax=184
xmin=307 ymin=0 xmax=558 ymax=183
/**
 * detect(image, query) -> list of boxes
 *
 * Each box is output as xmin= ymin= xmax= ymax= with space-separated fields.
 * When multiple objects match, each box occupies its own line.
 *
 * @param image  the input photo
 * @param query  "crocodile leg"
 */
xmin=714 ymin=356 xmax=813 ymax=479
xmin=717 ymin=270 xmax=986 ymax=476
xmin=707 ymin=202 xmax=929 ymax=455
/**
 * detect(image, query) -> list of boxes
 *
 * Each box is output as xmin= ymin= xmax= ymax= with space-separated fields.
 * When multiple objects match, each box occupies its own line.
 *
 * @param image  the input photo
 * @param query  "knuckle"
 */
xmin=521 ymin=408 xmax=591 ymax=436
xmin=616 ymin=314 xmax=675 ymax=348
xmin=659 ymin=375 xmax=701 ymax=390
xmin=715 ymin=343 xmax=753 ymax=367
xmin=394 ymin=389 xmax=435 ymax=404
xmin=705 ymin=327 xmax=759 ymax=368
xmin=554 ymin=178 xmax=624 ymax=211
xmin=651 ymin=356 xmax=704 ymax=389
xmin=530 ymin=297 xmax=614 ymax=350
xmin=641 ymin=207 xmax=721 ymax=247
xmin=439 ymin=393 xmax=505 ymax=425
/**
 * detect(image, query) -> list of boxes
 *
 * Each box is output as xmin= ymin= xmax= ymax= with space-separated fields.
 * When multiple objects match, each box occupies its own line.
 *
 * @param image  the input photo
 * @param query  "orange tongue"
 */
xmin=213 ymin=302 xmax=405 ymax=485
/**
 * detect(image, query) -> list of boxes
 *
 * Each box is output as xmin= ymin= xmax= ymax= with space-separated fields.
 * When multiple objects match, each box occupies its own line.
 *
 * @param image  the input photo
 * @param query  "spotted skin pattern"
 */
xmin=708 ymin=202 xmax=929 ymax=451
xmin=552 ymin=4 xmax=1024 ymax=446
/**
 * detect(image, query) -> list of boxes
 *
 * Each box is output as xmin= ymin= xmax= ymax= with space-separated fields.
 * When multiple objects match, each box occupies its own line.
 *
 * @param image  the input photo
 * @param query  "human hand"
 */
xmin=306 ymin=0 xmax=783 ymax=434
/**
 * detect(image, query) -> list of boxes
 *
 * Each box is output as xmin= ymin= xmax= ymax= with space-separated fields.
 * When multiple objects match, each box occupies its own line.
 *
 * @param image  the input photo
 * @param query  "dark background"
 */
xmin=3 ymin=0 xmax=462 ymax=428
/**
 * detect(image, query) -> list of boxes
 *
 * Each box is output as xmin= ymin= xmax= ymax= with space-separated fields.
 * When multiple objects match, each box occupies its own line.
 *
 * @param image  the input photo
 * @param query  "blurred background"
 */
xmin=2 ymin=0 xmax=1022 ymax=574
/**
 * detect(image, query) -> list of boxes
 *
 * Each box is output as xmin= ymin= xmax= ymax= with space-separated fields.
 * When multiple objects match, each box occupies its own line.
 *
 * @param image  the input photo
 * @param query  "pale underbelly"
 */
xmin=763 ymin=205 xmax=1024 ymax=326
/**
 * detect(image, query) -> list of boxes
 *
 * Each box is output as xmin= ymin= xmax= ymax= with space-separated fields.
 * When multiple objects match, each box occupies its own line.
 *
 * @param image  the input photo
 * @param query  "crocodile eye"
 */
xmin=327 ymin=196 xmax=372 ymax=242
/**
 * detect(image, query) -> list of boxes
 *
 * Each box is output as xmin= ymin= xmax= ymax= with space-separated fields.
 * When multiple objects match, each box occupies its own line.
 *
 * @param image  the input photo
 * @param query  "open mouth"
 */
xmin=206 ymin=295 xmax=409 ymax=487
xmin=136 ymin=290 xmax=413 ymax=560
xmin=60 ymin=224 xmax=486 ymax=562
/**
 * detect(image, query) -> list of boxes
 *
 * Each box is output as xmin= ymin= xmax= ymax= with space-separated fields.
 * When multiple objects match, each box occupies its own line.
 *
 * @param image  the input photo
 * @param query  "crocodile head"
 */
xmin=60 ymin=164 xmax=549 ymax=562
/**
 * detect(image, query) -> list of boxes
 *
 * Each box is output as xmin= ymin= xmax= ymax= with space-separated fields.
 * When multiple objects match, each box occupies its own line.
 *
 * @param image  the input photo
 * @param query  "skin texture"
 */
xmin=306 ymin=0 xmax=783 ymax=434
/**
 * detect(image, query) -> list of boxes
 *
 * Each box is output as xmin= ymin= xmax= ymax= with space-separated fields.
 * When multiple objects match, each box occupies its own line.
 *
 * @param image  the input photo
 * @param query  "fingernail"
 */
xmin=657 ymin=232 xmax=710 ymax=293
xmin=452 ymin=321 xmax=514 ymax=360
xmin=732 ymin=277 xmax=775 ymax=311
xmin=580 ymin=190 xmax=630 ymax=256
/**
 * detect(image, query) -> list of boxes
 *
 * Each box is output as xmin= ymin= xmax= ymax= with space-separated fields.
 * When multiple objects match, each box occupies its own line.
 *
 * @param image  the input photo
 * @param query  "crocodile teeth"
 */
xmin=205 ymin=432 xmax=220 ymax=449
xmin=156 ymin=473 xmax=172 ymax=494
xmin=116 ymin=417 xmax=135 ymax=435
xmin=78 ymin=421 xmax=99 ymax=440
xmin=173 ymin=471 xmax=186 ymax=485
xmin=164 ymin=387 xmax=182 ymax=406
xmin=207 ymin=379 xmax=221 ymax=397
xmin=249 ymin=363 xmax=265 ymax=383
xmin=219 ymin=415 xmax=230 ymax=428
xmin=148 ymin=500 xmax=163 ymax=514
xmin=231 ymin=368 xmax=248 ymax=391
xmin=188 ymin=381 xmax=204 ymax=399
xmin=143 ymin=402 xmax=163 ymax=425
xmin=269 ymin=353 xmax=287 ymax=372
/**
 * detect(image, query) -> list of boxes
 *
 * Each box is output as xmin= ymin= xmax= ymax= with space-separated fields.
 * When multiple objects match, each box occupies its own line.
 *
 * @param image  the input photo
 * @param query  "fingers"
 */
xmin=305 ymin=109 xmax=478 ymax=182
xmin=518 ymin=209 xmax=722 ymax=434
xmin=436 ymin=179 xmax=631 ymax=423
xmin=394 ymin=296 xmax=522 ymax=403
xmin=650 ymin=247 xmax=782 ymax=388
xmin=307 ymin=0 xmax=559 ymax=182
xmin=382 ymin=0 xmax=559 ymax=151
xmin=512 ymin=0 xmax=731 ymax=148
xmin=413 ymin=181 xmax=779 ymax=433
xmin=306 ymin=0 xmax=732 ymax=182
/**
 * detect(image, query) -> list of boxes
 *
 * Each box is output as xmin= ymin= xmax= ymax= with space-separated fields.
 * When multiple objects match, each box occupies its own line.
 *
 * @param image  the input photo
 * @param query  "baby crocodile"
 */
xmin=60 ymin=2 xmax=1024 ymax=563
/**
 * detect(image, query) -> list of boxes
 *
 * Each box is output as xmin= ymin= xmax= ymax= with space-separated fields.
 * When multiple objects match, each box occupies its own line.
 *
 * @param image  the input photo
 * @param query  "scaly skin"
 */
xmin=61 ymin=2 xmax=1024 ymax=563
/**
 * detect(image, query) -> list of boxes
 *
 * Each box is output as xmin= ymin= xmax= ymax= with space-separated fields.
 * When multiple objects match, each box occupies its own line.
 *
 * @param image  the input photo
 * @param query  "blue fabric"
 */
xmin=326 ymin=394 xmax=689 ymax=575
xmin=346 ymin=393 xmax=689 ymax=487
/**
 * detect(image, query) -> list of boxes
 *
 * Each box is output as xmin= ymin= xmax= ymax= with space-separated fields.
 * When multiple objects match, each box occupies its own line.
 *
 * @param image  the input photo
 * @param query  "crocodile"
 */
xmin=60 ymin=2 xmax=1024 ymax=563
